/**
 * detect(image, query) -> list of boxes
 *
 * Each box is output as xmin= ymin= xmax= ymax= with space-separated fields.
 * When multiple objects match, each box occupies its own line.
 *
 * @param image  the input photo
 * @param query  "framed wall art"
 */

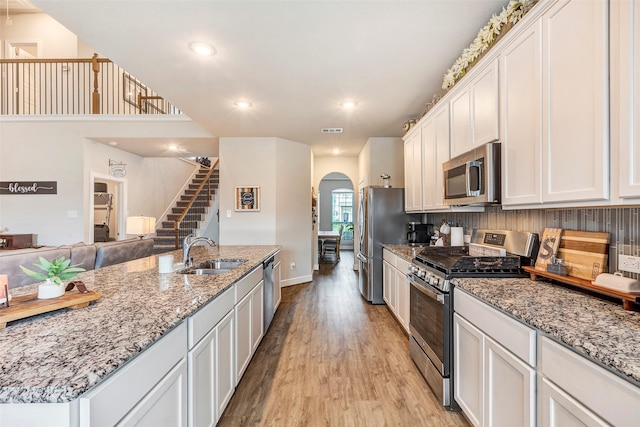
xmin=235 ymin=186 xmax=260 ymax=211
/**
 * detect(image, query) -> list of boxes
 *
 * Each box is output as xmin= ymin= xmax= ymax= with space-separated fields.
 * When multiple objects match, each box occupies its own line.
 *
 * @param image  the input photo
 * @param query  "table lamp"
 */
xmin=126 ymin=215 xmax=156 ymax=239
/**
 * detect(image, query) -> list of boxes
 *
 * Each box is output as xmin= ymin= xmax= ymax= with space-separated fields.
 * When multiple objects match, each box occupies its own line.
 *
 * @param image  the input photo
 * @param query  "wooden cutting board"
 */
xmin=555 ymin=230 xmax=610 ymax=281
xmin=0 ymin=291 xmax=100 ymax=328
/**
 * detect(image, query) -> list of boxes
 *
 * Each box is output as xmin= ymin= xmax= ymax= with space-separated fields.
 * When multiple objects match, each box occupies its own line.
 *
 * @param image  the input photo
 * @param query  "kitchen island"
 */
xmin=0 ymin=244 xmax=280 ymax=425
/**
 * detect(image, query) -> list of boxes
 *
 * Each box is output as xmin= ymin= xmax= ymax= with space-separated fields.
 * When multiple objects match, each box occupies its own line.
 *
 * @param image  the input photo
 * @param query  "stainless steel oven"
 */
xmin=408 ymin=272 xmax=454 ymax=408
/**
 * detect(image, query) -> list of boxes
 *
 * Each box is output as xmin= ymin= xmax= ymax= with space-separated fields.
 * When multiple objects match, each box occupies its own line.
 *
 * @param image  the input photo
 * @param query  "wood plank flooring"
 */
xmin=218 ymin=251 xmax=470 ymax=426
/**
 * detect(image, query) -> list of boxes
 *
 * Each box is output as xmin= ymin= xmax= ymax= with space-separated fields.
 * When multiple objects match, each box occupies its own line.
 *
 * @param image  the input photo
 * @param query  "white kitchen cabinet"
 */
xmin=500 ymin=19 xmax=543 ymax=206
xmin=118 ymin=359 xmax=188 ymax=427
xmin=403 ymin=129 xmax=423 ymax=211
xmin=234 ymin=266 xmax=264 ymax=383
xmin=450 ymin=60 xmax=499 ymax=158
xmin=539 ymin=336 xmax=640 ymax=427
xmin=453 ymin=288 xmax=536 ymax=427
xmin=541 ymin=0 xmax=609 ymax=203
xmin=382 ymin=249 xmax=410 ymax=333
xmin=420 ymin=117 xmax=437 ymax=209
xmin=188 ymin=308 xmax=235 ymax=427
xmin=484 ymin=336 xmax=535 ymax=427
xmin=382 ymin=258 xmax=395 ymax=310
xmin=453 ymin=313 xmax=483 ymax=427
xmin=614 ymin=0 xmax=640 ymax=199
xmin=539 ymin=377 xmax=608 ymax=427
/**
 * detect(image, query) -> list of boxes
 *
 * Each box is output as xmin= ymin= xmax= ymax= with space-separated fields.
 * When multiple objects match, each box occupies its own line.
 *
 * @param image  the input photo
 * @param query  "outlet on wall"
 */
xmin=619 ymin=254 xmax=640 ymax=274
xmin=290 ymin=262 xmax=296 ymax=270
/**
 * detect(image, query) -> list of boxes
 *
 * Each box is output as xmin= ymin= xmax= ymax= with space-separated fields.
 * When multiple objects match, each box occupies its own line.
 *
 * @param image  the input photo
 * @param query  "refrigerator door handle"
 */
xmin=357 ymin=253 xmax=367 ymax=263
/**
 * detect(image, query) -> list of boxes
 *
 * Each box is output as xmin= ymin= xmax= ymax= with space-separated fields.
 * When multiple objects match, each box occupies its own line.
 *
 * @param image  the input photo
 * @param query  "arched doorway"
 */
xmin=318 ymin=172 xmax=354 ymax=260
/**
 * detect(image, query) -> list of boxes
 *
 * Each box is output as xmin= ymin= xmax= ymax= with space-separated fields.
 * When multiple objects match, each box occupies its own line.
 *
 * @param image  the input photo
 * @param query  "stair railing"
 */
xmin=174 ymin=158 xmax=220 ymax=249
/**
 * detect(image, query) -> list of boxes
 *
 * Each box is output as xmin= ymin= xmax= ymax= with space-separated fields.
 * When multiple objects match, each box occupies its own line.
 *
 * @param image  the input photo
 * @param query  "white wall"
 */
xmin=0 ymin=116 xmax=211 ymax=245
xmin=0 ymin=13 xmax=80 ymax=58
xmin=358 ymin=137 xmax=405 ymax=189
xmin=219 ymin=137 xmax=312 ymax=287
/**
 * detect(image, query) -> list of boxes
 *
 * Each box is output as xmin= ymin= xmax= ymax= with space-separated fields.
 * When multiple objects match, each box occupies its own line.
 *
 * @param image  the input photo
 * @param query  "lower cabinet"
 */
xmin=539 ymin=377 xmax=608 ymax=427
xmin=382 ymin=249 xmax=410 ymax=333
xmin=453 ymin=288 xmax=536 ymax=427
xmin=235 ymin=267 xmax=265 ymax=383
xmin=187 ymin=310 xmax=235 ymax=427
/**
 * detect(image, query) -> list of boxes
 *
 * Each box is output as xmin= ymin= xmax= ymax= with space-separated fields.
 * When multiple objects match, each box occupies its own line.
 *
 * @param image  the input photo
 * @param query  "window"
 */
xmin=331 ymin=189 xmax=353 ymax=241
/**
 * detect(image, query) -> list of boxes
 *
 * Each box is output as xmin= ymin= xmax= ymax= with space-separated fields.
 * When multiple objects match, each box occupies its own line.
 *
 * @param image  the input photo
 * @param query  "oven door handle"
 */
xmin=410 ymin=279 xmax=444 ymax=304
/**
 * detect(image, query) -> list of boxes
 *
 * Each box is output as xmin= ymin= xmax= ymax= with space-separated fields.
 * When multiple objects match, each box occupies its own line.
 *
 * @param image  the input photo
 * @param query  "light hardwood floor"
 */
xmin=218 ymin=251 xmax=470 ymax=426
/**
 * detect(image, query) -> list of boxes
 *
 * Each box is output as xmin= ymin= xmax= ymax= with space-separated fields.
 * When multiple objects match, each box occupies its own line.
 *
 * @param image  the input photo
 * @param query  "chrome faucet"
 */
xmin=183 ymin=234 xmax=216 ymax=267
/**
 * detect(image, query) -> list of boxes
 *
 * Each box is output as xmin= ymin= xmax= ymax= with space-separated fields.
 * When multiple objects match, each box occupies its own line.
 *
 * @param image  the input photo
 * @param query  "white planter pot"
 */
xmin=37 ymin=279 xmax=65 ymax=299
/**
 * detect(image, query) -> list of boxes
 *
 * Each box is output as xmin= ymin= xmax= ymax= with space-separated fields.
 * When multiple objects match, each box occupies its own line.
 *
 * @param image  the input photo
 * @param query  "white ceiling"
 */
xmin=29 ymin=0 xmax=506 ymax=158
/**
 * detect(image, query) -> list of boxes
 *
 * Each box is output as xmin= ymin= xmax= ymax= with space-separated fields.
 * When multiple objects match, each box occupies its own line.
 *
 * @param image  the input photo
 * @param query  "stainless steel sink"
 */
xmin=180 ymin=268 xmax=231 ymax=275
xmin=196 ymin=259 xmax=247 ymax=269
xmin=176 ymin=258 xmax=247 ymax=275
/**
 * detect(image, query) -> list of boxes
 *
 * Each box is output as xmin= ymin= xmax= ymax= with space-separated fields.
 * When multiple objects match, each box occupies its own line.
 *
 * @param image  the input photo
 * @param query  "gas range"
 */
xmin=409 ymin=229 xmax=539 ymax=293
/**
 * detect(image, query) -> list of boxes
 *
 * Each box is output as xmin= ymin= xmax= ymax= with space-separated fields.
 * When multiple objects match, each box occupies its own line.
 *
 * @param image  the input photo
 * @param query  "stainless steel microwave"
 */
xmin=443 ymin=142 xmax=501 ymax=206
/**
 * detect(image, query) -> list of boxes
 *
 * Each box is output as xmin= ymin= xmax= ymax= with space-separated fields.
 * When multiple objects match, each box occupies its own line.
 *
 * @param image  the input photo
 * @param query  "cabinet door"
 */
xmin=433 ymin=104 xmax=451 ymax=210
xmin=450 ymin=87 xmax=472 ymax=157
xmin=421 ymin=117 xmax=437 ymax=209
xmin=118 ymin=359 xmax=188 ymax=427
xmin=403 ymin=130 xmax=423 ymax=211
xmin=383 ymin=259 xmax=393 ymax=307
xmin=542 ymin=0 xmax=609 ymax=203
xmin=188 ymin=327 xmax=217 ymax=427
xmin=501 ymin=20 xmax=543 ymax=206
xmin=616 ymin=0 xmax=640 ymax=198
xmin=395 ymin=267 xmax=409 ymax=333
xmin=540 ymin=378 xmax=608 ymax=427
xmin=453 ymin=313 xmax=483 ymax=427
xmin=216 ymin=311 xmax=235 ymax=419
xmin=251 ymin=280 xmax=264 ymax=353
xmin=235 ymin=290 xmax=252 ymax=382
xmin=472 ymin=60 xmax=499 ymax=146
xmin=484 ymin=337 xmax=535 ymax=427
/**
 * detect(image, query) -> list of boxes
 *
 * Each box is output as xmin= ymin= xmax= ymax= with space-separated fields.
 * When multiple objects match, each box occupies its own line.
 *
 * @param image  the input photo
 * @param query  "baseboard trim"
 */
xmin=281 ymin=275 xmax=313 ymax=287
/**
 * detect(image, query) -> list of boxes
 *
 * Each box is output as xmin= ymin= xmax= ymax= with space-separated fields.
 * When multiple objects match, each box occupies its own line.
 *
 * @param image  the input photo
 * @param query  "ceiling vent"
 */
xmin=321 ymin=128 xmax=343 ymax=134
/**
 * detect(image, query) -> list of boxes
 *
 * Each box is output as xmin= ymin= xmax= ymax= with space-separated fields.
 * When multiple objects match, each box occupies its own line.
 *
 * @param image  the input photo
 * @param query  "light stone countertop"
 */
xmin=382 ymin=244 xmax=640 ymax=387
xmin=0 ymin=245 xmax=280 ymax=404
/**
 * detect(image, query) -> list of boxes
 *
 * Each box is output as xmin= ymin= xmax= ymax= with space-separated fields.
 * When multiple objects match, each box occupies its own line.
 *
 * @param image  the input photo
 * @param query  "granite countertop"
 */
xmin=383 ymin=244 xmax=427 ymax=263
xmin=453 ymin=277 xmax=640 ymax=386
xmin=0 ymin=245 xmax=280 ymax=404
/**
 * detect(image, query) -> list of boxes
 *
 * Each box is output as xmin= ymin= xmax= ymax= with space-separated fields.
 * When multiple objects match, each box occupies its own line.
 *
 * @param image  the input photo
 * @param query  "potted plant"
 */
xmin=20 ymin=256 xmax=85 ymax=299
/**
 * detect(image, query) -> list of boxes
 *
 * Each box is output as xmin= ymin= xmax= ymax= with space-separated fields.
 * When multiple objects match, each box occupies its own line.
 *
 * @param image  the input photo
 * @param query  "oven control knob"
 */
xmin=432 ymin=277 xmax=440 ymax=287
xmin=418 ymin=270 xmax=426 ymax=278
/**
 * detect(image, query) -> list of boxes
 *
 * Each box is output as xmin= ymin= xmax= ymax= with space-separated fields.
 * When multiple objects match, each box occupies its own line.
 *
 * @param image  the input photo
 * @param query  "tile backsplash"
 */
xmin=425 ymin=206 xmax=640 ymax=280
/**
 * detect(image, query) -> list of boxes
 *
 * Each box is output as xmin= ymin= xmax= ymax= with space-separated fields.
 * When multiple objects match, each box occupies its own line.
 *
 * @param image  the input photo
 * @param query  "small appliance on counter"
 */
xmin=407 ymin=222 xmax=433 ymax=246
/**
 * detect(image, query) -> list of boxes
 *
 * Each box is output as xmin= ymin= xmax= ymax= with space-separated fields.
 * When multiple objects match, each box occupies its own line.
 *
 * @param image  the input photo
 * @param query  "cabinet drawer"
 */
xmin=540 ymin=336 xmax=640 ymax=427
xmin=454 ymin=288 xmax=536 ymax=366
xmin=235 ymin=266 xmax=263 ymax=303
xmin=188 ymin=286 xmax=234 ymax=349
xmin=383 ymin=249 xmax=394 ymax=263
xmin=395 ymin=257 xmax=411 ymax=275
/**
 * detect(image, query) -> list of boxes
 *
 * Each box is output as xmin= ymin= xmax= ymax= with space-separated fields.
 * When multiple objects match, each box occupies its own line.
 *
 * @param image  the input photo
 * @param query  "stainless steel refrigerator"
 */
xmin=357 ymin=186 xmax=416 ymax=304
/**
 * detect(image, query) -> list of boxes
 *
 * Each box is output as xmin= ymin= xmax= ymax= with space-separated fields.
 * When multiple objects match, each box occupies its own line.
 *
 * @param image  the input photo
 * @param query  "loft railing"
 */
xmin=0 ymin=54 xmax=181 ymax=115
xmin=174 ymin=158 xmax=220 ymax=249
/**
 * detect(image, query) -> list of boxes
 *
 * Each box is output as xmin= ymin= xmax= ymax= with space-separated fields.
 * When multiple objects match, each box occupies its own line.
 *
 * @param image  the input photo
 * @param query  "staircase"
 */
xmin=153 ymin=167 xmax=219 ymax=254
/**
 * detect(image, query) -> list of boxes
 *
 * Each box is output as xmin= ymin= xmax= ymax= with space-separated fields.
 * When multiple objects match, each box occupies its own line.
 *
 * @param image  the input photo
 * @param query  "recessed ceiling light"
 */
xmin=108 ymin=141 xmax=118 ymax=146
xmin=332 ymin=148 xmax=341 ymax=155
xmin=168 ymin=145 xmax=178 ymax=151
xmin=234 ymin=100 xmax=252 ymax=109
xmin=340 ymin=100 xmax=357 ymax=109
xmin=189 ymin=41 xmax=216 ymax=56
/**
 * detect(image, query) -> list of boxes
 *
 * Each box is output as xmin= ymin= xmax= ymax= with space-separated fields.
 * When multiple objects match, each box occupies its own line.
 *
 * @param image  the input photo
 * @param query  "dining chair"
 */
xmin=322 ymin=225 xmax=343 ymax=261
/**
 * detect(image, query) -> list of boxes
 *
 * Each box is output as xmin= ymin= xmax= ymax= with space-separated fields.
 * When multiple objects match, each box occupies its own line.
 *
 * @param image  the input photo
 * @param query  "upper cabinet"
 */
xmin=501 ymin=19 xmax=543 ymax=206
xmin=450 ymin=60 xmax=500 ymax=158
xmin=404 ymin=129 xmax=422 ymax=211
xmin=613 ymin=0 xmax=640 ymax=199
xmin=541 ymin=0 xmax=609 ymax=203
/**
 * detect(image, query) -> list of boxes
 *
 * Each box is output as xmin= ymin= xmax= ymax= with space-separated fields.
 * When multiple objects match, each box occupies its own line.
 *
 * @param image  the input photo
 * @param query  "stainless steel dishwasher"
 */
xmin=263 ymin=256 xmax=275 ymax=332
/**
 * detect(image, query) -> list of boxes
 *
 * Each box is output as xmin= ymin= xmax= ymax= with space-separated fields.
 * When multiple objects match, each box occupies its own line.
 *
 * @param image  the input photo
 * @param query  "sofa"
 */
xmin=0 ymin=239 xmax=155 ymax=289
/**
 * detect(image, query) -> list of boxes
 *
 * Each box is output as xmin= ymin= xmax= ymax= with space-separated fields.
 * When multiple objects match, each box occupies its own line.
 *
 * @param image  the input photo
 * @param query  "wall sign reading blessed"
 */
xmin=235 ymin=186 xmax=260 ymax=211
xmin=0 ymin=181 xmax=57 ymax=195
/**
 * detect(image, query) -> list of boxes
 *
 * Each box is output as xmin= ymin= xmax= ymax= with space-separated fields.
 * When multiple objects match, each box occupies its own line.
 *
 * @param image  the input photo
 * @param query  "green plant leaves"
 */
xmin=20 ymin=256 xmax=85 ymax=285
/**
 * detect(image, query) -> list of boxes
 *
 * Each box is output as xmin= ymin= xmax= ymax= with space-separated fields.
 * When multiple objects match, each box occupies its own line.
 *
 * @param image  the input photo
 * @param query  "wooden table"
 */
xmin=318 ymin=231 xmax=341 ymax=260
